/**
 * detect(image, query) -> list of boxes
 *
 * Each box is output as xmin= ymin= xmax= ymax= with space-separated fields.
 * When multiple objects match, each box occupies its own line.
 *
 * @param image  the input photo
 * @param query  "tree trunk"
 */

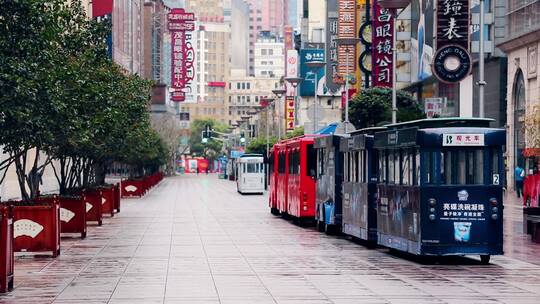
xmin=94 ymin=161 xmax=107 ymax=186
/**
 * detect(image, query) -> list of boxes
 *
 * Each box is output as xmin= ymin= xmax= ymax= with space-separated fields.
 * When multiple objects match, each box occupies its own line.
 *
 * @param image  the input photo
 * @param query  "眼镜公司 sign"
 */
xmin=372 ymin=2 xmax=393 ymax=88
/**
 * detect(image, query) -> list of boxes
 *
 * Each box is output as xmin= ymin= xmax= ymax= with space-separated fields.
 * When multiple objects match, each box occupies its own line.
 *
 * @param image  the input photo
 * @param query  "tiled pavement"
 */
xmin=1 ymin=175 xmax=540 ymax=304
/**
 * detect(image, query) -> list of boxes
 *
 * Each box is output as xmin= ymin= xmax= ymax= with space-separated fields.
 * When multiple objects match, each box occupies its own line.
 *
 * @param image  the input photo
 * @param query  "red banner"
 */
xmin=168 ymin=8 xmax=195 ymax=102
xmin=372 ymin=2 xmax=394 ymax=88
xmin=285 ymin=97 xmax=295 ymax=131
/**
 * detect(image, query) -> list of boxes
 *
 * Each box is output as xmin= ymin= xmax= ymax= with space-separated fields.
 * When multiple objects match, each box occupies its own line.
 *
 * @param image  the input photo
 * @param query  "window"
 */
xmin=370 ymin=150 xmax=379 ymax=182
xmin=388 ymin=151 xmax=395 ymax=184
xmin=380 ymin=151 xmax=387 ymax=183
xmin=440 ymin=149 xmax=485 ymax=185
xmin=317 ymin=149 xmax=325 ymax=178
xmin=237 ymin=83 xmax=240 ymax=89
xmin=288 ymin=151 xmax=300 ymax=175
xmin=490 ymin=148 xmax=500 ymax=185
xmin=426 ymin=151 xmax=437 ymax=184
xmin=247 ymin=83 xmax=250 ymax=90
xmin=268 ymin=49 xmax=273 ymax=55
xmin=307 ymin=145 xmax=317 ymax=178
xmin=278 ymin=153 xmax=286 ymax=173
xmin=247 ymin=163 xmax=259 ymax=173
xmin=261 ymin=49 xmax=267 ymax=55
xmin=242 ymin=83 xmax=246 ymax=90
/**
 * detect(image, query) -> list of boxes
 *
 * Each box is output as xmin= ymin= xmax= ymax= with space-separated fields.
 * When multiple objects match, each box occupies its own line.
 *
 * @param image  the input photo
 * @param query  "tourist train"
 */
xmin=269 ymin=118 xmax=506 ymax=264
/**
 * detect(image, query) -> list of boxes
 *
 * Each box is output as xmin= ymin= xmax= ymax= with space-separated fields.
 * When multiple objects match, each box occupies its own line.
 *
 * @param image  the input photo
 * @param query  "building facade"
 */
xmin=113 ymin=0 xmax=145 ymax=74
xmin=498 ymin=0 xmax=540 ymax=189
xmin=254 ymin=32 xmax=285 ymax=78
xmin=228 ymin=69 xmax=281 ymax=135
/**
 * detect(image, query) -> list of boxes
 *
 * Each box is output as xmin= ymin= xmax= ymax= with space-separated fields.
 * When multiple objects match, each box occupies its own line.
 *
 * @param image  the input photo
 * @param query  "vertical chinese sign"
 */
xmin=285 ymin=97 xmax=295 ymax=131
xmin=432 ymin=0 xmax=471 ymax=83
xmin=337 ymin=0 xmax=357 ymax=78
xmin=286 ymin=50 xmax=298 ymax=129
xmin=436 ymin=0 xmax=469 ymax=49
xmin=326 ymin=0 xmax=341 ymax=93
xmin=168 ymin=9 xmax=195 ymax=102
xmin=371 ymin=2 xmax=393 ymax=88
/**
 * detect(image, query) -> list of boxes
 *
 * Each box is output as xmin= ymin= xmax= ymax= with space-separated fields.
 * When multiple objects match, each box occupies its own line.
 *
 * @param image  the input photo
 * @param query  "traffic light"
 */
xmin=202 ymin=125 xmax=212 ymax=143
xmin=240 ymin=132 xmax=246 ymax=144
xmin=294 ymin=32 xmax=302 ymax=51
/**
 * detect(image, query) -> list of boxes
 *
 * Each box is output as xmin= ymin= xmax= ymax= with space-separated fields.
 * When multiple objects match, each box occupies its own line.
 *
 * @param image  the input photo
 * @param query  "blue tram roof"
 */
xmin=385 ymin=117 xmax=494 ymax=129
xmin=374 ymin=127 xmax=506 ymax=148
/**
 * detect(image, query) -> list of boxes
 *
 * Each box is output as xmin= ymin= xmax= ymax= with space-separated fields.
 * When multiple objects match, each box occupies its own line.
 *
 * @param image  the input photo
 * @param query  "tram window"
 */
xmin=269 ymin=155 xmax=274 ymax=174
xmin=426 ymin=151 xmax=437 ymax=184
xmin=370 ymin=150 xmax=379 ymax=182
xmin=380 ymin=151 xmax=387 ymax=183
xmin=307 ymin=145 xmax=317 ymax=178
xmin=402 ymin=150 xmax=413 ymax=185
xmin=441 ymin=149 xmax=485 ymax=185
xmin=316 ymin=149 xmax=325 ymax=178
xmin=247 ymin=163 xmax=259 ymax=173
xmin=350 ymin=152 xmax=357 ymax=182
xmin=278 ymin=153 xmax=286 ymax=173
xmin=491 ymin=149 xmax=500 ymax=184
xmin=388 ymin=151 xmax=395 ymax=184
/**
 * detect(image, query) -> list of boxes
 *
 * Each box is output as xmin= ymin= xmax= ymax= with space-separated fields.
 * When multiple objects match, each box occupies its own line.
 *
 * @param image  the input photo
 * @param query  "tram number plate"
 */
xmin=492 ymin=174 xmax=500 ymax=185
xmin=443 ymin=134 xmax=484 ymax=146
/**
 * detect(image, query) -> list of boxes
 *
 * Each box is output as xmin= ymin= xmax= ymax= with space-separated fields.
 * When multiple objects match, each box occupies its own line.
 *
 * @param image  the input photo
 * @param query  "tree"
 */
xmin=246 ymin=136 xmax=278 ymax=157
xmin=348 ymin=87 xmax=425 ymax=129
xmin=285 ymin=126 xmax=304 ymax=139
xmin=189 ymin=118 xmax=229 ymax=162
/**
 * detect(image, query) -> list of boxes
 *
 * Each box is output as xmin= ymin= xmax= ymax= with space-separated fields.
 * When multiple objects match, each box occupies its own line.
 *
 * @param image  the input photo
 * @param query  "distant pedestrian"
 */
xmin=515 ymin=165 xmax=525 ymax=198
xmin=196 ymin=167 xmax=199 ymax=175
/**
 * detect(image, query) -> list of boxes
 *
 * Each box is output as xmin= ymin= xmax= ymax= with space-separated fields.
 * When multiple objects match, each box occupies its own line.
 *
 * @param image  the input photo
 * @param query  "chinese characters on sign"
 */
xmin=443 ymin=134 xmax=485 ymax=146
xmin=168 ymin=8 xmax=195 ymax=102
xmin=436 ymin=0 xmax=469 ymax=49
xmin=441 ymin=203 xmax=486 ymax=221
xmin=424 ymin=97 xmax=443 ymax=118
xmin=372 ymin=2 xmax=393 ymax=88
xmin=285 ymin=97 xmax=295 ymax=131
xmin=327 ymin=2 xmax=341 ymax=91
xmin=286 ymin=50 xmax=298 ymax=96
xmin=337 ymin=0 xmax=357 ymax=77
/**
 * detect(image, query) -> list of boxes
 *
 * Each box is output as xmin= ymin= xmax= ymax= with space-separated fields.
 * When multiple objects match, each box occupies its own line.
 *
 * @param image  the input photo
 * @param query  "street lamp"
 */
xmin=285 ymin=77 xmax=304 ymax=129
xmin=335 ymin=38 xmax=362 ymax=133
xmin=305 ymin=61 xmax=326 ymax=133
xmin=260 ymin=97 xmax=275 ymax=159
xmin=272 ymin=88 xmax=286 ymax=139
xmin=378 ymin=0 xmax=410 ymax=124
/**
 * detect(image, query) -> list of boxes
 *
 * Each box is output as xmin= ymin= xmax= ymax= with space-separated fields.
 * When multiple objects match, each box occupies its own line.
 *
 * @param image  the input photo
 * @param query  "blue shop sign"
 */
xmin=299 ymin=49 xmax=325 ymax=97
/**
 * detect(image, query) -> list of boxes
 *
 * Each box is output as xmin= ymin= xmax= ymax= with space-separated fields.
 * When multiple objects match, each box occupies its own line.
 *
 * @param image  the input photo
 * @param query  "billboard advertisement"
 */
xmin=168 ymin=8 xmax=195 ymax=102
xmin=326 ymin=0 xmax=341 ymax=93
xmin=410 ymin=0 xmax=435 ymax=82
xmin=285 ymin=96 xmax=295 ymax=131
xmin=286 ymin=50 xmax=299 ymax=96
xmin=299 ymin=49 xmax=325 ymax=97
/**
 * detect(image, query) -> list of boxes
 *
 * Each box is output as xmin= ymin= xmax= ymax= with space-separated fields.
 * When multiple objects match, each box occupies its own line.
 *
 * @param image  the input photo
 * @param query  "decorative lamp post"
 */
xmin=305 ymin=61 xmax=326 ymax=133
xmin=271 ymin=88 xmax=286 ymax=139
xmin=335 ymin=38 xmax=362 ymax=133
xmin=260 ymin=97 xmax=275 ymax=159
xmin=377 ymin=0 xmax=410 ymax=124
xmin=285 ymin=77 xmax=304 ymax=128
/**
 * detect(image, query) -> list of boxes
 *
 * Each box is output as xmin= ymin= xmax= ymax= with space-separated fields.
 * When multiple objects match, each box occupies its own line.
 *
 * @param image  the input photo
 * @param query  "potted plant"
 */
xmin=0 ymin=205 xmax=14 ymax=293
xmin=9 ymin=198 xmax=60 ymax=257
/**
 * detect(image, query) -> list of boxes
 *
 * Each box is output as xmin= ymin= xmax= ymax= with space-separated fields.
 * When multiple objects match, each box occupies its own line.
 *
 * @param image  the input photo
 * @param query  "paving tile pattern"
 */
xmin=1 ymin=175 xmax=540 ymax=304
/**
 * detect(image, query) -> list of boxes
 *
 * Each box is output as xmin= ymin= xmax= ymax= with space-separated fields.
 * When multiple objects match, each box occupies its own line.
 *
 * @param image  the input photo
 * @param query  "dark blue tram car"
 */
xmin=314 ymin=135 xmax=345 ymax=233
xmin=340 ymin=128 xmax=384 ymax=243
xmin=373 ymin=118 xmax=505 ymax=263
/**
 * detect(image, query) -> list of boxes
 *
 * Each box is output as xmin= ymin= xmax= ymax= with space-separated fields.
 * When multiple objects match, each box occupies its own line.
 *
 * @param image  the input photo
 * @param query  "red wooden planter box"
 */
xmin=122 ymin=180 xmax=144 ymax=197
xmin=59 ymin=196 xmax=87 ymax=238
xmin=11 ymin=201 xmax=60 ymax=257
xmin=113 ymin=183 xmax=121 ymax=213
xmin=0 ymin=205 xmax=14 ymax=293
xmin=37 ymin=195 xmax=87 ymax=238
xmin=85 ymin=190 xmax=103 ymax=226
xmin=97 ymin=186 xmax=115 ymax=217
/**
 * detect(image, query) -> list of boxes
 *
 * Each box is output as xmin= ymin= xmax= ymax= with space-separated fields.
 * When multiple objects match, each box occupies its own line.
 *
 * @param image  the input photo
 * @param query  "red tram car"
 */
xmin=270 ymin=136 xmax=318 ymax=220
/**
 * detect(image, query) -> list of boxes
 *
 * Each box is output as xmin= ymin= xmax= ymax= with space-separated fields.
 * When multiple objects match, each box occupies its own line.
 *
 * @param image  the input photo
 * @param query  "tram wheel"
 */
xmin=480 ymin=255 xmax=491 ymax=265
xmin=316 ymin=220 xmax=325 ymax=232
xmin=270 ymin=208 xmax=280 ymax=216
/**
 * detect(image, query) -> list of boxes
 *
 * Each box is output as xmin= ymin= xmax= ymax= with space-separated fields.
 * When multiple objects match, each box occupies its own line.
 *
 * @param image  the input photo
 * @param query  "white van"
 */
xmin=236 ymin=154 xmax=265 ymax=194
